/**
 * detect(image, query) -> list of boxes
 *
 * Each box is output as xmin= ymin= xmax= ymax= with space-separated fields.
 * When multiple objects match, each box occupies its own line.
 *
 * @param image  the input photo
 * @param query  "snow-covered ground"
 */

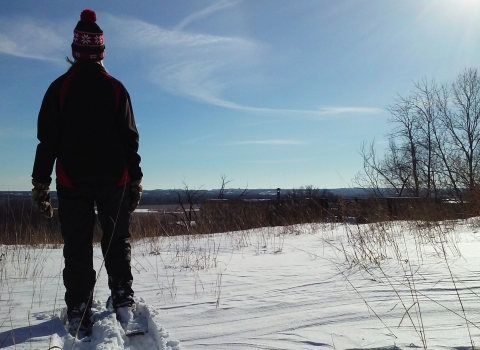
xmin=2 ymin=219 xmax=480 ymax=349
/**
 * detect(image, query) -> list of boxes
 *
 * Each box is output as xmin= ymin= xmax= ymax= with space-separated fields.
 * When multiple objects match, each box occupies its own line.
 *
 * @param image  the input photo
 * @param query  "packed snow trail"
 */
xmin=5 ymin=224 xmax=480 ymax=348
xmin=1 ymin=298 xmax=180 ymax=350
xmin=56 ymin=298 xmax=180 ymax=350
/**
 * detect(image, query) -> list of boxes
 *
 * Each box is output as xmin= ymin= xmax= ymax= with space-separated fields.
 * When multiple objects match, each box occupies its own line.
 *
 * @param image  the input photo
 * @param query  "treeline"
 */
xmin=357 ymin=68 xmax=480 ymax=203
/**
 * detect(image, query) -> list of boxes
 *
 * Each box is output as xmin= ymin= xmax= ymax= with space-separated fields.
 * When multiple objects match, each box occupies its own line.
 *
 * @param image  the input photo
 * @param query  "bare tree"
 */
xmin=174 ymin=181 xmax=204 ymax=231
xmin=410 ymin=78 xmax=442 ymax=197
xmin=440 ymin=68 xmax=480 ymax=195
xmin=217 ymin=175 xmax=249 ymax=200
xmin=387 ymin=93 xmax=421 ymax=196
xmin=357 ymin=69 xmax=480 ymax=200
xmin=433 ymin=85 xmax=463 ymax=199
xmin=217 ymin=175 xmax=233 ymax=199
xmin=356 ymin=140 xmax=408 ymax=197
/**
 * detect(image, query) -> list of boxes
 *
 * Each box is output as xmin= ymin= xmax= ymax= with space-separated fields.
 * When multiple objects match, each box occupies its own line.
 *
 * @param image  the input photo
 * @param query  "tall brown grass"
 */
xmin=0 ymin=196 xmax=475 ymax=246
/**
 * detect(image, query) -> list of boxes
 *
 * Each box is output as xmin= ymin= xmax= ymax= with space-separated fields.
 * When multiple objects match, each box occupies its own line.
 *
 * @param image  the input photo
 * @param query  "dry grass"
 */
xmin=0 ymin=205 xmax=63 ymax=246
xmin=0 ymin=195 xmax=475 ymax=246
xmin=327 ymin=201 xmax=478 ymax=350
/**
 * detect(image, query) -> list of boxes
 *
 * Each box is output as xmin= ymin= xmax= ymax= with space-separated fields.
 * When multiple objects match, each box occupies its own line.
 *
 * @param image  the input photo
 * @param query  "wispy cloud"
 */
xmin=0 ymin=9 xmax=383 ymax=119
xmin=107 ymin=14 xmax=383 ymax=119
xmin=228 ymin=139 xmax=305 ymax=146
xmin=317 ymin=106 xmax=383 ymax=115
xmin=104 ymin=13 xmax=246 ymax=49
xmin=0 ymin=15 xmax=70 ymax=62
xmin=221 ymin=105 xmax=383 ymax=118
xmin=181 ymin=134 xmax=215 ymax=145
xmin=102 ymin=14 xmax=280 ymax=111
xmin=102 ymin=11 xmax=382 ymax=119
xmin=173 ymin=0 xmax=241 ymax=31
xmin=246 ymin=157 xmax=314 ymax=164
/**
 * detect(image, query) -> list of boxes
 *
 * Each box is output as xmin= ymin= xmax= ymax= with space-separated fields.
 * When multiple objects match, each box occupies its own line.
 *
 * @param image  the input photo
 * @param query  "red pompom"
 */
xmin=80 ymin=9 xmax=96 ymax=22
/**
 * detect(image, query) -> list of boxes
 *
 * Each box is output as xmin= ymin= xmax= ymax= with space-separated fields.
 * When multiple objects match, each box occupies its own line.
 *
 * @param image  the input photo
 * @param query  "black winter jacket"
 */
xmin=32 ymin=62 xmax=142 ymax=188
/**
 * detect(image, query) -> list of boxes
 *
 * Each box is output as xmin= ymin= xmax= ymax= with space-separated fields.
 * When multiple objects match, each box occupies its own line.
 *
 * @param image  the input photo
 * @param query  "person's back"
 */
xmin=34 ymin=62 xmax=141 ymax=188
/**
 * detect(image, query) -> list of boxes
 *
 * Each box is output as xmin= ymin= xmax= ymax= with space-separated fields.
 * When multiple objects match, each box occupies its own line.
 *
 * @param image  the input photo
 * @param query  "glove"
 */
xmin=128 ymin=180 xmax=142 ymax=213
xmin=32 ymin=181 xmax=54 ymax=218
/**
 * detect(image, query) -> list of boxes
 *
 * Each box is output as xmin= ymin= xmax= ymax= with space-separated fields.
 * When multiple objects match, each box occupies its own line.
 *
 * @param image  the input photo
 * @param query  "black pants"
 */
xmin=57 ymin=184 xmax=134 ymax=312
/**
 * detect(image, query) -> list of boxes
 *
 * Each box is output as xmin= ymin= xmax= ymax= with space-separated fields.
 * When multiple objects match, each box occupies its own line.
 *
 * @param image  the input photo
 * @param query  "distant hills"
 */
xmin=0 ymin=188 xmax=372 ymax=208
xmin=140 ymin=187 xmax=372 ymax=205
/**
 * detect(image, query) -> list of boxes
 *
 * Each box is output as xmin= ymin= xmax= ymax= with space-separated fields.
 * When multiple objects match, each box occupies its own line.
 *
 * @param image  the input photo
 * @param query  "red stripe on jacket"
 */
xmin=56 ymin=160 xmax=74 ymax=188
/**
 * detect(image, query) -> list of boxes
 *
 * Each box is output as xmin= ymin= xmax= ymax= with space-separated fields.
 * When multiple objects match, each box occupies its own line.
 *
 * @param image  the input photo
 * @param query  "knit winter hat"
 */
xmin=71 ymin=9 xmax=105 ymax=61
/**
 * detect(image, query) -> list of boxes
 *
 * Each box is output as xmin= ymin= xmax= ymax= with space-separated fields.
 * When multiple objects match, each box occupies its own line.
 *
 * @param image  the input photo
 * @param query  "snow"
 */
xmin=2 ymin=219 xmax=480 ymax=349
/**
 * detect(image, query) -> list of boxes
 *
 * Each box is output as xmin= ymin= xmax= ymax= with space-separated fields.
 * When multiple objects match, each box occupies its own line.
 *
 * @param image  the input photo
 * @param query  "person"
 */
xmin=31 ymin=9 xmax=143 ymax=338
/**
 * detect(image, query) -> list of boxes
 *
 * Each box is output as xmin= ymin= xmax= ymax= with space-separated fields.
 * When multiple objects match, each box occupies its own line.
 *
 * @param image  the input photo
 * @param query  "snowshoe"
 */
xmin=66 ymin=304 xmax=93 ymax=340
xmin=106 ymin=297 xmax=148 ymax=336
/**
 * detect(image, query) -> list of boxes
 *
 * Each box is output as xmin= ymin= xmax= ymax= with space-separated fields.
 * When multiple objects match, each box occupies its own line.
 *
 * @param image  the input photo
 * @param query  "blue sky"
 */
xmin=1 ymin=0 xmax=480 ymax=191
